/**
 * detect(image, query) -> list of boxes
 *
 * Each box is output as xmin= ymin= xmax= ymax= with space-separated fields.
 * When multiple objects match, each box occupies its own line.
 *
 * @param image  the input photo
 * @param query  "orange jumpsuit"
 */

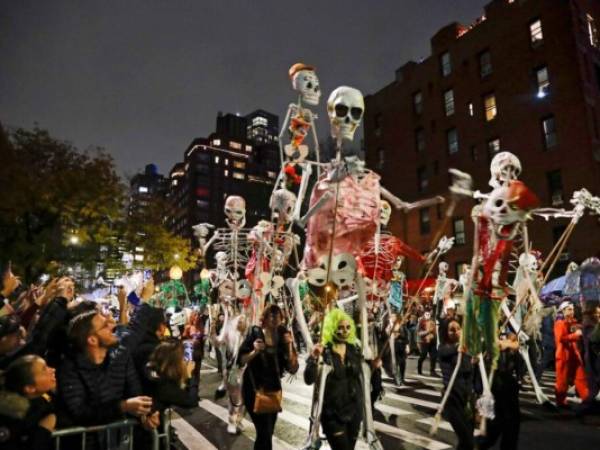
xmin=554 ymin=318 xmax=589 ymax=405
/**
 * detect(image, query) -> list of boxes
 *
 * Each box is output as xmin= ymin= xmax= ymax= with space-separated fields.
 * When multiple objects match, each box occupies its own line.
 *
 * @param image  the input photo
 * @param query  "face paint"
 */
xmin=333 ymin=320 xmax=351 ymax=343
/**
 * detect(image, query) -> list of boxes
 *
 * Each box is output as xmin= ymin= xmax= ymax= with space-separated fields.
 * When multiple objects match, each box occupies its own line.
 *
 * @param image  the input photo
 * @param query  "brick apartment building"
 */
xmin=364 ymin=0 xmax=600 ymax=280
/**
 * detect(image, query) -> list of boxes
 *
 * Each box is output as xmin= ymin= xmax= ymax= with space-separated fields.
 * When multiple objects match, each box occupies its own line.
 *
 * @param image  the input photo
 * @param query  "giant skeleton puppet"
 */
xmin=432 ymin=152 xmax=598 ymax=434
xmin=294 ymin=86 xmax=443 ymax=450
xmin=274 ymin=63 xmax=322 ymax=221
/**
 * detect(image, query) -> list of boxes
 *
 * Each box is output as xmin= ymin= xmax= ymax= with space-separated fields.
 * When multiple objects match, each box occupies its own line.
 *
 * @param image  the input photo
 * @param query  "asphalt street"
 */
xmin=170 ymin=354 xmax=600 ymax=450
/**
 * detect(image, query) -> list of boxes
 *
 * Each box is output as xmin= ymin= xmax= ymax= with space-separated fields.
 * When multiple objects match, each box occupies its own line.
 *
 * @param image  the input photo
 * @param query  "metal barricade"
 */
xmin=51 ymin=412 xmax=172 ymax=450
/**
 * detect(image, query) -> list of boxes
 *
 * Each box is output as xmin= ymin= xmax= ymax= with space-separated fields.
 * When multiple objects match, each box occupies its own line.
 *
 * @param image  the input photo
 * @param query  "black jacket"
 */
xmin=438 ymin=343 xmax=474 ymax=402
xmin=56 ymin=346 xmax=141 ymax=427
xmin=0 ymin=390 xmax=54 ymax=450
xmin=304 ymin=343 xmax=364 ymax=425
xmin=145 ymin=368 xmax=199 ymax=412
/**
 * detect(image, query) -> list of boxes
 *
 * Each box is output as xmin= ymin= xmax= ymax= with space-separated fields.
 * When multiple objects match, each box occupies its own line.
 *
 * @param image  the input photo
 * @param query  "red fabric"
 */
xmin=554 ymin=318 xmax=589 ymax=405
xmin=508 ymin=180 xmax=540 ymax=210
xmin=359 ymin=235 xmax=424 ymax=282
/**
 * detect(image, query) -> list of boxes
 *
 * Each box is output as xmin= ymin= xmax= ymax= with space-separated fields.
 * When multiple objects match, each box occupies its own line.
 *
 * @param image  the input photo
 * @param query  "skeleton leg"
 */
xmin=303 ymin=362 xmax=332 ymax=450
xmin=286 ymin=277 xmax=314 ymax=352
xmin=293 ymin=163 xmax=313 ymax=222
xmin=360 ymin=361 xmax=384 ymax=450
xmin=476 ymin=355 xmax=495 ymax=436
xmin=355 ymin=274 xmax=373 ymax=360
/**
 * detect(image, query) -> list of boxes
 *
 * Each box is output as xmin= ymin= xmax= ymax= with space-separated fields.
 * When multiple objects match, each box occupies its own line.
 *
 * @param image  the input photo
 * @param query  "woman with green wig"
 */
xmin=304 ymin=308 xmax=364 ymax=450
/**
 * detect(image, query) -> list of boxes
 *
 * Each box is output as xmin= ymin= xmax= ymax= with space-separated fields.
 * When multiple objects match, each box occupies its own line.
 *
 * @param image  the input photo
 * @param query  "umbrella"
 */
xmin=540 ymin=275 xmax=566 ymax=297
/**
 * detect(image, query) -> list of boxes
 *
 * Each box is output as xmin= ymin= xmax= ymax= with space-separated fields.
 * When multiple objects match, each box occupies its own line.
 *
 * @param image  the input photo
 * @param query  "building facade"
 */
xmin=364 ymin=0 xmax=600 ymax=279
xmin=167 ymin=111 xmax=279 ymax=242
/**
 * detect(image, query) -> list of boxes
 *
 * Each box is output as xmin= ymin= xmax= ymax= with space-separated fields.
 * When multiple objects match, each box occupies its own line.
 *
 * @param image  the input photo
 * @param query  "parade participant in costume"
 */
xmin=554 ymin=301 xmax=589 ymax=407
xmin=478 ymin=333 xmax=524 ymax=450
xmin=417 ymin=312 xmax=438 ymax=376
xmin=438 ymin=319 xmax=474 ymax=450
xmin=304 ymin=309 xmax=363 ymax=450
xmin=578 ymin=304 xmax=600 ymax=416
xmin=387 ymin=313 xmax=409 ymax=385
xmin=238 ymin=304 xmax=298 ymax=450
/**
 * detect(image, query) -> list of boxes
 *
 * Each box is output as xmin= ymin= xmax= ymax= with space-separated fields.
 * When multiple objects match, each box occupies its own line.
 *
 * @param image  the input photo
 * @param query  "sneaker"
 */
xmin=227 ymin=422 xmax=238 ymax=435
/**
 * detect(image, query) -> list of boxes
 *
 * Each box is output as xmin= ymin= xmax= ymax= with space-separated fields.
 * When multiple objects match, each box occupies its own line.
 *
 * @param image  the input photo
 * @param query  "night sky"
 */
xmin=1 ymin=0 xmax=489 ymax=177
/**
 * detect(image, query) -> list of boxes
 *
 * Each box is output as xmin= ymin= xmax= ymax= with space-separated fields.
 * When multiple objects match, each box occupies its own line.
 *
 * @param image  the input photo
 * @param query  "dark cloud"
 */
xmin=1 ymin=0 xmax=489 ymax=176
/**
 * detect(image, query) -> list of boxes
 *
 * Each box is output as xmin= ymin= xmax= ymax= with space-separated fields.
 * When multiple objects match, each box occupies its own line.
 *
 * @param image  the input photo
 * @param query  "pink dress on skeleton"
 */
xmin=302 ymin=169 xmax=381 ymax=269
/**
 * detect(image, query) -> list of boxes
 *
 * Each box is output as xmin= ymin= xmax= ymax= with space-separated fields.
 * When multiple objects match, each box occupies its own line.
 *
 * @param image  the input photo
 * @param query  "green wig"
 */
xmin=321 ymin=308 xmax=358 ymax=346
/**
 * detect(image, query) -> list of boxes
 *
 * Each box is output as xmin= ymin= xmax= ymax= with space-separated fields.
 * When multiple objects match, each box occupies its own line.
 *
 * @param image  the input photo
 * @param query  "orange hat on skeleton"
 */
xmin=289 ymin=63 xmax=316 ymax=79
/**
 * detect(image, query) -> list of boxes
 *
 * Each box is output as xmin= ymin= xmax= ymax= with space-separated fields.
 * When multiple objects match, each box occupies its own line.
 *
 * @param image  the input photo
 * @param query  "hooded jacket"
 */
xmin=0 ymin=390 xmax=54 ymax=450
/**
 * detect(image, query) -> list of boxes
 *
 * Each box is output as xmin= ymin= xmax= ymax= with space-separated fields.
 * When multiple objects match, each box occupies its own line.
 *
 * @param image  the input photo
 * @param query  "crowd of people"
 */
xmin=1 ymin=262 xmax=600 ymax=450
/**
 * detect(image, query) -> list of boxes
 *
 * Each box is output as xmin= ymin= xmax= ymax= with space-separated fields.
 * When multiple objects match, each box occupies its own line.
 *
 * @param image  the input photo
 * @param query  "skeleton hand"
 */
xmin=448 ymin=168 xmax=473 ymax=198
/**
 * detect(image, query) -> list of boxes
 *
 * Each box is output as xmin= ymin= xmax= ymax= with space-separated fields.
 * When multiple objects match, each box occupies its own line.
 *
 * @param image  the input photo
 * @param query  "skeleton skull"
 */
xmin=215 ymin=251 xmax=228 ymax=268
xmin=489 ymin=152 xmax=522 ymax=189
xmin=518 ymin=252 xmax=538 ymax=272
xmin=290 ymin=63 xmax=321 ymax=106
xmin=270 ymin=189 xmax=297 ymax=224
xmin=327 ymin=86 xmax=364 ymax=142
xmin=379 ymin=200 xmax=392 ymax=226
xmin=483 ymin=186 xmax=524 ymax=239
xmin=224 ymin=196 xmax=246 ymax=228
xmin=439 ymin=262 xmax=449 ymax=277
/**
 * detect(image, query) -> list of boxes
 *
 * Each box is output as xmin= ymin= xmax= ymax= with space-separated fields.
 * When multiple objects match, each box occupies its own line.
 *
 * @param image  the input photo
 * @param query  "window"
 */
xmin=212 ymin=139 xmax=221 ymax=146
xmin=536 ymin=66 xmax=550 ymax=97
xmin=483 ymin=93 xmax=497 ymax=121
xmin=214 ymin=156 xmax=220 ymax=164
xmin=447 ymin=128 xmax=459 ymax=154
xmin=453 ymin=218 xmax=466 ymax=245
xmin=419 ymin=208 xmax=431 ymax=234
xmin=413 ymin=91 xmax=423 ymax=114
xmin=542 ymin=115 xmax=558 ymax=148
xmin=233 ymin=172 xmax=245 ymax=180
xmin=587 ymin=14 xmax=598 ymax=47
xmin=488 ymin=138 xmax=501 ymax=157
xmin=267 ymin=171 xmax=277 ymax=179
xmin=252 ymin=116 xmax=268 ymax=127
xmin=224 ymin=169 xmax=229 ymax=177
xmin=547 ymin=170 xmax=563 ymax=206
xmin=530 ymin=19 xmax=543 ymax=46
xmin=374 ymin=113 xmax=383 ymax=137
xmin=233 ymin=161 xmax=246 ymax=169
xmin=245 ymin=145 xmax=253 ymax=152
xmin=479 ymin=50 xmax=492 ymax=78
xmin=138 ymin=186 xmax=148 ymax=193
xmin=468 ymin=102 xmax=474 ymax=117
xmin=444 ymin=89 xmax=455 ymax=116
xmin=440 ymin=51 xmax=452 ymax=76
xmin=377 ymin=148 xmax=385 ymax=169
xmin=230 ymin=141 xmax=242 ymax=150
xmin=417 ymin=166 xmax=428 ymax=192
xmin=415 ymin=127 xmax=425 ymax=152
xmin=224 ymin=158 xmax=229 ymax=166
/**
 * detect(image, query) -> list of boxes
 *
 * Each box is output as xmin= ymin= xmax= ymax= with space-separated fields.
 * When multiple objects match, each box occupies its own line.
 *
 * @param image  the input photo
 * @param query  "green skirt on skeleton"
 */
xmin=462 ymin=291 xmax=500 ymax=369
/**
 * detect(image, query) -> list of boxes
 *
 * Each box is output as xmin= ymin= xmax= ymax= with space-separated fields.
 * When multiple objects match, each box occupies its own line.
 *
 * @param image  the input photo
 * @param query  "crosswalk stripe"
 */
xmin=382 ymin=381 xmax=412 ymax=391
xmin=373 ymin=420 xmax=451 ymax=450
xmin=414 ymin=388 xmax=442 ymax=397
xmin=170 ymin=410 xmax=219 ymax=450
xmin=383 ymin=391 xmax=441 ymax=410
xmin=197 ymin=399 xmax=296 ymax=450
xmin=416 ymin=416 xmax=455 ymax=433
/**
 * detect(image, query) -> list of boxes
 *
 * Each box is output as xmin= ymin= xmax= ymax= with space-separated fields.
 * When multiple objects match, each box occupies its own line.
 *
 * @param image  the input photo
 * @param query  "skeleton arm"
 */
xmin=296 ymin=190 xmax=333 ymax=228
xmin=278 ymin=103 xmax=297 ymax=165
xmin=307 ymin=110 xmax=321 ymax=178
xmin=203 ymin=230 xmax=220 ymax=255
xmin=380 ymin=186 xmax=445 ymax=211
xmin=292 ymin=162 xmax=313 ymax=222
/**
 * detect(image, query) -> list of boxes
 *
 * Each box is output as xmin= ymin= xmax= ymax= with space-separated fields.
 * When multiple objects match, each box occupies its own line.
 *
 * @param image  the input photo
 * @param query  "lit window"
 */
xmin=214 ymin=156 xmax=220 ymax=164
xmin=417 ymin=166 xmax=428 ymax=192
xmin=172 ymin=179 xmax=178 ymax=186
xmin=419 ymin=208 xmax=431 ymax=235
xmin=233 ymin=172 xmax=245 ymax=180
xmin=138 ymin=186 xmax=148 ymax=193
xmin=453 ymin=218 xmax=466 ymax=245
xmin=267 ymin=171 xmax=277 ymax=178
xmin=530 ymin=19 xmax=543 ymax=46
xmin=245 ymin=145 xmax=252 ymax=152
xmin=413 ymin=91 xmax=423 ymax=114
xmin=542 ymin=116 xmax=558 ymax=148
xmin=230 ymin=141 xmax=242 ymax=150
xmin=212 ymin=139 xmax=221 ymax=146
xmin=252 ymin=116 xmax=268 ymax=127
xmin=440 ymin=52 xmax=452 ymax=76
xmin=447 ymin=128 xmax=459 ymax=154
xmin=536 ymin=66 xmax=550 ymax=97
xmin=484 ymin=93 xmax=497 ymax=121
xmin=547 ymin=170 xmax=563 ymax=205
xmin=487 ymin=138 xmax=501 ymax=156
xmin=233 ymin=161 xmax=246 ymax=169
xmin=479 ymin=50 xmax=492 ymax=78
xmin=468 ymin=102 xmax=474 ymax=117
xmin=587 ymin=14 xmax=598 ymax=47
xmin=444 ymin=89 xmax=455 ymax=116
xmin=224 ymin=169 xmax=229 ymax=176
xmin=224 ymin=158 xmax=229 ymax=166
xmin=415 ymin=128 xmax=426 ymax=152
